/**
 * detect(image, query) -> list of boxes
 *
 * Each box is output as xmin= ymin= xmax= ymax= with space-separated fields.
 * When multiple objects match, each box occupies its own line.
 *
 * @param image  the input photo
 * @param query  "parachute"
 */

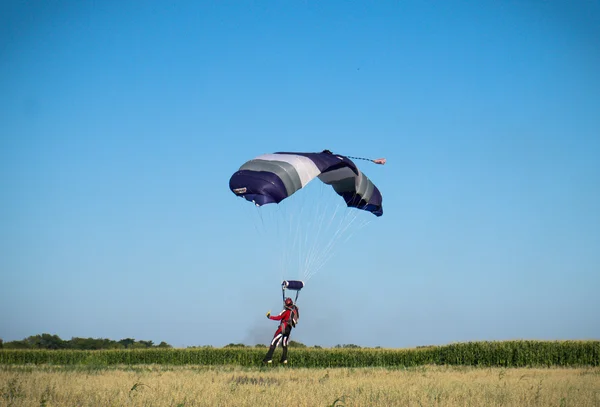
xmin=229 ymin=149 xmax=385 ymax=284
xmin=229 ymin=150 xmax=383 ymax=217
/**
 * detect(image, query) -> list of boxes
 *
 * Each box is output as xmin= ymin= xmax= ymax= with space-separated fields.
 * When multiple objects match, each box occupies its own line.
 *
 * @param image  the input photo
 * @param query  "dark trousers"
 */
xmin=263 ymin=325 xmax=291 ymax=362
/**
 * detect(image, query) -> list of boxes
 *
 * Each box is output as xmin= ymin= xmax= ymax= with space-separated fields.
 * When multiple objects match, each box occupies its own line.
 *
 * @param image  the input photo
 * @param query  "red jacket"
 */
xmin=269 ymin=306 xmax=298 ymax=331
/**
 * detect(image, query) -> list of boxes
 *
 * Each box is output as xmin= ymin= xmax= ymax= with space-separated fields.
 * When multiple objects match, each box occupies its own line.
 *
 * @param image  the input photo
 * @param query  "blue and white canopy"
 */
xmin=229 ymin=150 xmax=383 ymax=216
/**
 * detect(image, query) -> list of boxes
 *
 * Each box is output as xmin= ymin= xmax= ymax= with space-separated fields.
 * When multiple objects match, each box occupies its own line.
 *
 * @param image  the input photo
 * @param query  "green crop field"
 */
xmin=1 ymin=340 xmax=598 ymax=368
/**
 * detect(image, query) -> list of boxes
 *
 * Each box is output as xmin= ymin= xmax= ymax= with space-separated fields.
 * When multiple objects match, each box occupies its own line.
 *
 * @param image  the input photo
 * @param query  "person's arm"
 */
xmin=269 ymin=310 xmax=286 ymax=321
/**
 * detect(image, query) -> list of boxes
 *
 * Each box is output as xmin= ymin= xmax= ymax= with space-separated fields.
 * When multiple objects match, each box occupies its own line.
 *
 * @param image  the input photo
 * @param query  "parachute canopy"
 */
xmin=229 ymin=150 xmax=383 ymax=216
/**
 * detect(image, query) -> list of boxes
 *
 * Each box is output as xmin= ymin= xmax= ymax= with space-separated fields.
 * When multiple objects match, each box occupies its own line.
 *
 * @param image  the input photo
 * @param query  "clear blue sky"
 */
xmin=1 ymin=1 xmax=599 ymax=348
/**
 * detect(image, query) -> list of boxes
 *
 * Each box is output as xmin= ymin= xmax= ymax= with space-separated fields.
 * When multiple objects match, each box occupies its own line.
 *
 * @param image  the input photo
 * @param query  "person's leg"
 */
xmin=263 ymin=333 xmax=282 ymax=363
xmin=280 ymin=327 xmax=292 ymax=363
xmin=280 ymin=339 xmax=288 ymax=363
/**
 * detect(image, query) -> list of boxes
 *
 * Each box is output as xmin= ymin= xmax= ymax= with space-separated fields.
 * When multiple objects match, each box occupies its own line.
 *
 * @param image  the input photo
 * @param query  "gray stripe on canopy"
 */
xmin=319 ymin=168 xmax=356 ymax=197
xmin=328 ymin=171 xmax=375 ymax=203
xmin=330 ymin=178 xmax=356 ymax=195
xmin=318 ymin=167 xmax=357 ymax=184
xmin=355 ymin=172 xmax=368 ymax=199
xmin=239 ymin=159 xmax=303 ymax=197
xmin=361 ymin=174 xmax=375 ymax=202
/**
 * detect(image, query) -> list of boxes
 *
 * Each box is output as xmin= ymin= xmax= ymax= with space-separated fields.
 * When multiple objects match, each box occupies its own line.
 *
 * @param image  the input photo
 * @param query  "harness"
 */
xmin=281 ymin=280 xmax=303 ymax=329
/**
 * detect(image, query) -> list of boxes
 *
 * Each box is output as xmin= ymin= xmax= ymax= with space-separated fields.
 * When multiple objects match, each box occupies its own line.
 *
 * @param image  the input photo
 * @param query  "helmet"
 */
xmin=284 ymin=297 xmax=293 ymax=307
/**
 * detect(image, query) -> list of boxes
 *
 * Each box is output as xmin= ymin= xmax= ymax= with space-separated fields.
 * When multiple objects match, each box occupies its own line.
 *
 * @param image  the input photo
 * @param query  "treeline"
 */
xmin=220 ymin=341 xmax=314 ymax=349
xmin=0 ymin=334 xmax=172 ymax=350
xmin=1 ymin=335 xmax=363 ymax=351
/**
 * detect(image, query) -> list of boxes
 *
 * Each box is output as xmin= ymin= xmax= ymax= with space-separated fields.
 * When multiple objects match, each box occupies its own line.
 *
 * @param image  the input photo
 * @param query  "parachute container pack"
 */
xmin=282 ymin=280 xmax=304 ymax=303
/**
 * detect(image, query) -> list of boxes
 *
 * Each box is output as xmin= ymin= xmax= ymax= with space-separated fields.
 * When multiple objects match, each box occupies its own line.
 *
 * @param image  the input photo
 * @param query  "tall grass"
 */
xmin=1 ymin=365 xmax=599 ymax=407
xmin=1 ymin=340 xmax=598 ymax=367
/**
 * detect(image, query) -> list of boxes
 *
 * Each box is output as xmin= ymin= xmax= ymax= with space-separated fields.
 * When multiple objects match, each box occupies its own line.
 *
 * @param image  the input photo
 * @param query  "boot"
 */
xmin=280 ymin=346 xmax=288 ymax=364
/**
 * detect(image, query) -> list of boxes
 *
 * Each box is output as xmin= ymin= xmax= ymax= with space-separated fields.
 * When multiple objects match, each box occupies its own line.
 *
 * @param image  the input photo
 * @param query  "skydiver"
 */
xmin=262 ymin=297 xmax=299 ymax=364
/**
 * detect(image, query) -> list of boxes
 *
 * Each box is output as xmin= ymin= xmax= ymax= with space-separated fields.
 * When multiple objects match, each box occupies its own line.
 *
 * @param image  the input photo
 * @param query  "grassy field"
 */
xmin=1 ymin=364 xmax=599 ymax=406
xmin=2 ymin=341 xmax=598 ymax=406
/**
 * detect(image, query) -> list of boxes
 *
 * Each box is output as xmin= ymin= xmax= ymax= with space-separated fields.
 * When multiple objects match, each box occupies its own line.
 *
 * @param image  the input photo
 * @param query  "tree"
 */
xmin=335 ymin=344 xmax=361 ymax=349
xmin=288 ymin=340 xmax=306 ymax=348
xmin=70 ymin=337 xmax=101 ymax=350
xmin=40 ymin=333 xmax=67 ymax=349
xmin=22 ymin=334 xmax=67 ymax=349
xmin=137 ymin=340 xmax=154 ymax=348
xmin=224 ymin=343 xmax=246 ymax=348
xmin=3 ymin=340 xmax=30 ymax=349
xmin=118 ymin=338 xmax=135 ymax=349
xmin=1 ymin=334 xmax=172 ymax=350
